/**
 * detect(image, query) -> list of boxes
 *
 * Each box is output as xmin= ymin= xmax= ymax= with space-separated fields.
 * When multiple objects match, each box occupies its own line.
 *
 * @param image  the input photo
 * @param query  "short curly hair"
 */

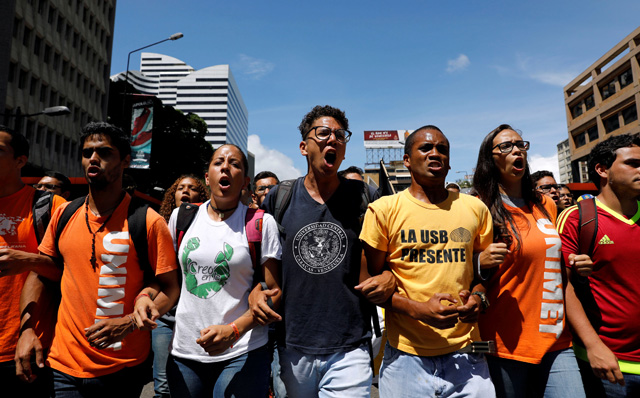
xmin=588 ymin=133 xmax=640 ymax=189
xmin=80 ymin=121 xmax=131 ymax=159
xmin=298 ymin=105 xmax=349 ymax=140
xmin=159 ymin=175 xmax=209 ymax=222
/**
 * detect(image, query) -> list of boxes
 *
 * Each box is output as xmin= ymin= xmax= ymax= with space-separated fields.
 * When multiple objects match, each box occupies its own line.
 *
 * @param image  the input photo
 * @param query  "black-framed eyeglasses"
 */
xmin=492 ymin=140 xmax=530 ymax=153
xmin=34 ymin=183 xmax=62 ymax=190
xmin=536 ymin=184 xmax=561 ymax=193
xmin=255 ymin=184 xmax=276 ymax=194
xmin=305 ymin=126 xmax=352 ymax=143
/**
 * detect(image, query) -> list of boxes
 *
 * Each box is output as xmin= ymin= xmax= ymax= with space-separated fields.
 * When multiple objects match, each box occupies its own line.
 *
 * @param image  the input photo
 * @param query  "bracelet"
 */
xmin=134 ymin=293 xmax=150 ymax=304
xmin=128 ymin=314 xmax=138 ymax=330
xmin=228 ymin=322 xmax=240 ymax=348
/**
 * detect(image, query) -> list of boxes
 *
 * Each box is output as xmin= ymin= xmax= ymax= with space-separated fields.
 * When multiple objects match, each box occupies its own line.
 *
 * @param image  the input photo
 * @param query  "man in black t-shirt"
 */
xmin=252 ymin=105 xmax=394 ymax=397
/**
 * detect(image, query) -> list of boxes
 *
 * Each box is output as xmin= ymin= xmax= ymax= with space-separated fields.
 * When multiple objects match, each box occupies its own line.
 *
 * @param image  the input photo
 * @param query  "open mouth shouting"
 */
xmin=218 ymin=176 xmax=232 ymax=191
xmin=324 ymin=150 xmax=337 ymax=168
xmin=512 ymin=157 xmax=525 ymax=173
xmin=86 ymin=165 xmax=101 ymax=179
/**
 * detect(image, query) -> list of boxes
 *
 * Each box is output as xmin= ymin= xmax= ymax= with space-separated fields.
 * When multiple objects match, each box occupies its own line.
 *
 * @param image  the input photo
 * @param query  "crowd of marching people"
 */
xmin=0 ymin=104 xmax=638 ymax=398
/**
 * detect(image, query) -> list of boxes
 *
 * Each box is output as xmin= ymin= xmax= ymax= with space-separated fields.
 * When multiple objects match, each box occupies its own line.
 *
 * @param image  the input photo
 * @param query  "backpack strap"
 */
xmin=175 ymin=202 xmax=201 ymax=251
xmin=273 ymin=179 xmax=296 ymax=235
xmin=32 ymin=190 xmax=54 ymax=245
xmin=577 ymin=198 xmax=598 ymax=257
xmin=127 ymin=197 xmax=150 ymax=282
xmin=246 ymin=208 xmax=264 ymax=285
xmin=55 ymin=197 xmax=85 ymax=256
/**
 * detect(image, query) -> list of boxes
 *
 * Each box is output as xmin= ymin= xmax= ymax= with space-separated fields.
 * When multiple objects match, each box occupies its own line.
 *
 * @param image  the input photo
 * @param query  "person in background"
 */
xmin=531 ymin=170 xmax=563 ymax=211
xmin=473 ymin=124 xmax=584 ymax=398
xmin=35 ymin=171 xmax=71 ymax=200
xmin=558 ymin=185 xmax=574 ymax=208
xmin=445 ymin=182 xmax=461 ymax=193
xmin=159 ymin=175 xmax=209 ymax=223
xmin=0 ymin=125 xmax=66 ymax=397
xmin=252 ymin=171 xmax=279 ymax=208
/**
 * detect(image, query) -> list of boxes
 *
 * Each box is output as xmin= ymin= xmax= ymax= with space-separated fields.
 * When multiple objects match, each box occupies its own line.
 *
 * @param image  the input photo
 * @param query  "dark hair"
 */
xmin=338 ymin=166 xmax=364 ymax=179
xmin=0 ymin=124 xmax=29 ymax=158
xmin=298 ymin=105 xmax=349 ymax=139
xmin=254 ymin=170 xmax=279 ymax=184
xmin=44 ymin=170 xmax=71 ymax=193
xmin=80 ymin=122 xmax=131 ymax=159
xmin=210 ymin=144 xmax=249 ymax=177
xmin=159 ymin=175 xmax=209 ymax=222
xmin=472 ymin=124 xmax=550 ymax=250
xmin=404 ymin=125 xmax=445 ymax=155
xmin=587 ymin=133 xmax=640 ymax=189
xmin=530 ymin=170 xmax=555 ymax=186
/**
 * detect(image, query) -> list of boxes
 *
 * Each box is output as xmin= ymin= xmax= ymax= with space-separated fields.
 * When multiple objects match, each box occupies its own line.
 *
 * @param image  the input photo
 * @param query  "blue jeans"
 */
xmin=151 ymin=318 xmax=173 ymax=398
xmin=52 ymin=363 xmax=147 ymax=398
xmin=601 ymin=371 xmax=640 ymax=398
xmin=270 ymin=337 xmax=287 ymax=398
xmin=166 ymin=344 xmax=270 ymax=398
xmin=379 ymin=342 xmax=495 ymax=398
xmin=487 ymin=347 xmax=585 ymax=398
xmin=278 ymin=343 xmax=372 ymax=398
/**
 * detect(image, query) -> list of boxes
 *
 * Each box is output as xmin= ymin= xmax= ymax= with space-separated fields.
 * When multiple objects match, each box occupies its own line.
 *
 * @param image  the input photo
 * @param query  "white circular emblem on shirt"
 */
xmin=292 ymin=222 xmax=348 ymax=274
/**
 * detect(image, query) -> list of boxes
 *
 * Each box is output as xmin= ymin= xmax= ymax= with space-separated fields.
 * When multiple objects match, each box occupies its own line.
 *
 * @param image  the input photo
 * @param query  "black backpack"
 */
xmin=32 ymin=190 xmax=55 ymax=244
xmin=53 ymin=195 xmax=152 ymax=282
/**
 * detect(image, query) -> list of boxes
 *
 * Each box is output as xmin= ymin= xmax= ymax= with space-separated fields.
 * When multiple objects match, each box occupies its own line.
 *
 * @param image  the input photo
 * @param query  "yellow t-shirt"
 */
xmin=360 ymin=190 xmax=493 ymax=356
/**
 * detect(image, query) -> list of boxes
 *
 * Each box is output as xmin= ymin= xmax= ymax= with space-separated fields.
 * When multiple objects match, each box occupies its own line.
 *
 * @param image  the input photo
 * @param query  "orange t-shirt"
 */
xmin=38 ymin=194 xmax=177 ymax=377
xmin=478 ymin=196 xmax=572 ymax=364
xmin=0 ymin=186 xmax=65 ymax=362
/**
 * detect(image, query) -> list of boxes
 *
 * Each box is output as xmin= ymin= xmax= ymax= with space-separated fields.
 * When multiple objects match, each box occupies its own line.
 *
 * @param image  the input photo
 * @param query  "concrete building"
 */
xmin=563 ymin=26 xmax=640 ymax=183
xmin=556 ymin=139 xmax=572 ymax=184
xmin=1 ymin=0 xmax=117 ymax=176
xmin=112 ymin=52 xmax=249 ymax=152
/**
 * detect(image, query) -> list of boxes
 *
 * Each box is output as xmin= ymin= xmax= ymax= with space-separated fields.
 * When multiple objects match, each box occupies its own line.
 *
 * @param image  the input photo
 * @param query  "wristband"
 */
xmin=228 ymin=322 xmax=240 ymax=348
xmin=134 ymin=293 xmax=150 ymax=304
xmin=476 ymin=255 xmax=491 ymax=281
xmin=127 ymin=314 xmax=138 ymax=330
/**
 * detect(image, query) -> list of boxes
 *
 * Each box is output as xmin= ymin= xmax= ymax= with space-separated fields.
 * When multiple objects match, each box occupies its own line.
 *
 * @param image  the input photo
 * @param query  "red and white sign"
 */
xmin=364 ymin=131 xmax=400 ymax=141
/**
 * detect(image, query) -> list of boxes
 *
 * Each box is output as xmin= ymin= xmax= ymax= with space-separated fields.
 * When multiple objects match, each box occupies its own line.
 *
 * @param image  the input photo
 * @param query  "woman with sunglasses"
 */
xmin=472 ymin=124 xmax=584 ymax=397
xmin=165 ymin=144 xmax=282 ymax=397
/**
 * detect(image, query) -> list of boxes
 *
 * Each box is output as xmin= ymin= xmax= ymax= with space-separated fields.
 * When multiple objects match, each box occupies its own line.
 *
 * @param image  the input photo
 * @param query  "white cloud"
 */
xmin=528 ymin=153 xmax=560 ymax=182
xmin=515 ymin=54 xmax=578 ymax=87
xmin=446 ymin=54 xmax=470 ymax=73
xmin=248 ymin=135 xmax=303 ymax=180
xmin=237 ymin=54 xmax=275 ymax=79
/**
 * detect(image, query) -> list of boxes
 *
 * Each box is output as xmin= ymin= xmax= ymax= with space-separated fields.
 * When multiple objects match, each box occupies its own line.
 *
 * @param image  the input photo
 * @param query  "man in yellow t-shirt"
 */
xmin=360 ymin=126 xmax=499 ymax=397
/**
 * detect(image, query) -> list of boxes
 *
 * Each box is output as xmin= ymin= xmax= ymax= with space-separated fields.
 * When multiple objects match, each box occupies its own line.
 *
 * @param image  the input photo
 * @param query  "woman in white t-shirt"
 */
xmin=166 ymin=144 xmax=282 ymax=397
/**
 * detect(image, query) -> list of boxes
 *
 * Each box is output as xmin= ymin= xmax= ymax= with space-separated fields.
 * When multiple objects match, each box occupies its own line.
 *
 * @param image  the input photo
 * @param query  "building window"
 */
xmin=603 ymin=114 xmax=620 ymax=133
xmin=619 ymin=69 xmax=633 ymax=89
xmin=571 ymin=103 xmax=583 ymax=118
xmin=36 ymin=125 xmax=45 ymax=144
xmin=587 ymin=125 xmax=598 ymax=142
xmin=33 ymin=36 xmax=42 ymax=56
xmin=13 ymin=17 xmax=21 ymax=38
xmin=53 ymin=53 xmax=60 ymax=71
xmin=622 ymin=105 xmax=638 ymax=125
xmin=574 ymin=132 xmax=586 ymax=148
xmin=57 ymin=16 xmax=64 ymax=33
xmin=8 ymin=62 xmax=16 ymax=82
xmin=601 ymin=80 xmax=616 ymax=100
xmin=48 ymin=6 xmax=56 ymax=24
xmin=45 ymin=130 xmax=52 ymax=149
xmin=23 ymin=26 xmax=32 ymax=47
xmin=585 ymin=94 xmax=595 ymax=110
xmin=18 ymin=69 xmax=28 ymax=89
xmin=30 ymin=76 xmax=38 ymax=96
xmin=40 ymin=84 xmax=48 ymax=103
xmin=43 ymin=44 xmax=51 ymax=64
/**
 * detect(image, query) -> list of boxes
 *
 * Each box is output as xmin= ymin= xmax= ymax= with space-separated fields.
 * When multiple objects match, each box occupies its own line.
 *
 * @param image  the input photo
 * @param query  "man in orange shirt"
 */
xmin=0 ymin=125 xmax=66 ymax=397
xmin=10 ymin=122 xmax=180 ymax=397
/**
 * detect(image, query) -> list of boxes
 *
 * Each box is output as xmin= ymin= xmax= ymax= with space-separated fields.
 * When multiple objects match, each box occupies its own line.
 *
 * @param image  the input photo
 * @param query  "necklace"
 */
xmin=208 ymin=201 xmax=238 ymax=220
xmin=84 ymin=195 xmax=121 ymax=270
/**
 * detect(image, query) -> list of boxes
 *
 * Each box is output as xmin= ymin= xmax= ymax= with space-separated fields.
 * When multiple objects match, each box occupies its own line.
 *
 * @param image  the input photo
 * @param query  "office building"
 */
xmin=1 ymin=0 xmax=117 ymax=176
xmin=112 ymin=52 xmax=249 ymax=152
xmin=563 ymin=26 xmax=640 ymax=183
xmin=556 ymin=139 xmax=572 ymax=184
xmin=363 ymin=130 xmax=413 ymax=192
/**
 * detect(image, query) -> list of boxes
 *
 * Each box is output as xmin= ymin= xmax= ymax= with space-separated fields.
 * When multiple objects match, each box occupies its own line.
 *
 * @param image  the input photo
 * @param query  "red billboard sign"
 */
xmin=364 ymin=131 xmax=400 ymax=141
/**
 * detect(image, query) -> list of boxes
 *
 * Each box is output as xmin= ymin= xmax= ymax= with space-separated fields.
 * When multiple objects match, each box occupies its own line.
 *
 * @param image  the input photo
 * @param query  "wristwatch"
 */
xmin=471 ymin=291 xmax=490 ymax=312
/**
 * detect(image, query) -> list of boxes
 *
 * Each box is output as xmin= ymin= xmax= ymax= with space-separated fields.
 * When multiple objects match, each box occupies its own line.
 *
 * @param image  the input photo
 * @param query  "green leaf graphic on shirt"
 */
xmin=183 ymin=240 xmax=234 ymax=299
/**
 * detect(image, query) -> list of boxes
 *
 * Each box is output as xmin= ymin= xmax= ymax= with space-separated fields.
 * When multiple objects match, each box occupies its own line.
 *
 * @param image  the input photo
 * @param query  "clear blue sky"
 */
xmin=110 ymin=1 xmax=640 ymax=181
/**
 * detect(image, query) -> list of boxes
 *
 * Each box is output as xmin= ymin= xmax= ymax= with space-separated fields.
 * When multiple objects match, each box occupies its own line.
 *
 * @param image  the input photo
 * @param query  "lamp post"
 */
xmin=4 ymin=106 xmax=71 ymax=133
xmin=121 ymin=32 xmax=184 ymax=125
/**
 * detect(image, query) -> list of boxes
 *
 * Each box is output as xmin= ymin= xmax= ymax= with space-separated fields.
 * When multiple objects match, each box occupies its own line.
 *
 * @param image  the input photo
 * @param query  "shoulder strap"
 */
xmin=245 ymin=208 xmax=264 ymax=274
xmin=32 ymin=190 xmax=54 ymax=244
xmin=359 ymin=181 xmax=372 ymax=222
xmin=175 ymin=202 xmax=201 ymax=250
xmin=127 ymin=197 xmax=150 ymax=281
xmin=577 ymin=198 xmax=598 ymax=257
xmin=55 ymin=197 xmax=85 ymax=256
xmin=273 ymin=179 xmax=296 ymax=234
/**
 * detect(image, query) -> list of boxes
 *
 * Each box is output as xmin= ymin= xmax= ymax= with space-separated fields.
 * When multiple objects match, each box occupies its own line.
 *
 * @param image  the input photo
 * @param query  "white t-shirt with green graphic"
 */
xmin=168 ymin=201 xmax=282 ymax=362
